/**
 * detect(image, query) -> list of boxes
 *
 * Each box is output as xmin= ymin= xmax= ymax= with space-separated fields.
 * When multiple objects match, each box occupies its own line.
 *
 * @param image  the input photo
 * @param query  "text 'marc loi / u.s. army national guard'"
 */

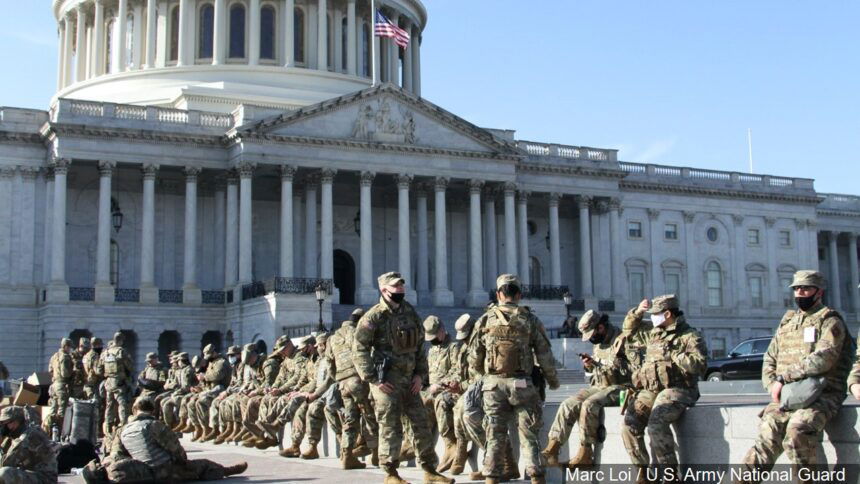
xmin=467 ymin=274 xmax=560 ymax=484
xmin=102 ymin=332 xmax=135 ymax=437
xmin=353 ymin=271 xmax=454 ymax=484
xmin=542 ymin=308 xmax=647 ymax=470
xmin=740 ymin=270 xmax=855 ymax=473
xmin=620 ymin=294 xmax=708 ymax=481
xmin=45 ymin=337 xmax=74 ymax=434
xmin=0 ymin=406 xmax=58 ymax=484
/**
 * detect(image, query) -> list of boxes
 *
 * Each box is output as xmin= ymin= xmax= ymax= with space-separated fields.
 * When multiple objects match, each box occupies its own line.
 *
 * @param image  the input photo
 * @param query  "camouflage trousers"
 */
xmin=621 ymin=388 xmax=696 ymax=466
xmin=432 ymin=390 xmax=458 ymax=442
xmin=305 ymin=398 xmax=328 ymax=446
xmin=454 ymin=391 xmax=485 ymax=449
xmin=44 ymin=381 xmax=70 ymax=433
xmin=0 ymin=466 xmax=55 ymax=484
xmin=103 ymin=378 xmax=132 ymax=436
xmin=481 ymin=375 xmax=543 ymax=479
xmin=241 ymin=395 xmax=268 ymax=440
xmin=208 ymin=393 xmax=237 ymax=430
xmin=160 ymin=391 xmax=187 ymax=428
xmin=548 ymin=385 xmax=621 ymax=446
xmin=194 ymin=390 xmax=224 ymax=429
xmin=741 ymin=391 xmax=845 ymax=467
xmin=102 ymin=457 xmax=228 ymax=482
xmin=370 ymin=375 xmax=438 ymax=470
xmin=339 ymin=376 xmax=379 ymax=451
xmin=282 ymin=395 xmax=333 ymax=447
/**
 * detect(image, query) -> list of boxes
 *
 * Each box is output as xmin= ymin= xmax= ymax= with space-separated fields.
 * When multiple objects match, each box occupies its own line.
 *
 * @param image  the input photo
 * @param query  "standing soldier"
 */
xmin=468 ymin=275 xmax=560 ymax=484
xmin=44 ymin=337 xmax=74 ymax=435
xmin=102 ymin=332 xmax=135 ymax=437
xmin=353 ymin=272 xmax=452 ymax=484
xmin=542 ymin=309 xmax=640 ymax=468
xmin=137 ymin=353 xmax=167 ymax=400
xmin=620 ymin=296 xmax=708 ymax=481
xmin=83 ymin=338 xmax=106 ymax=433
xmin=71 ymin=337 xmax=91 ymax=399
xmin=0 ymin=406 xmax=58 ymax=483
xmin=423 ymin=315 xmax=462 ymax=472
xmin=740 ymin=271 xmax=855 ymax=471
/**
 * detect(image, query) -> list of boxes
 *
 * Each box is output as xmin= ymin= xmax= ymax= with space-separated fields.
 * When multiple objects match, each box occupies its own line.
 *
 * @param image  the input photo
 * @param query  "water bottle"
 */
xmin=51 ymin=425 xmax=60 ymax=442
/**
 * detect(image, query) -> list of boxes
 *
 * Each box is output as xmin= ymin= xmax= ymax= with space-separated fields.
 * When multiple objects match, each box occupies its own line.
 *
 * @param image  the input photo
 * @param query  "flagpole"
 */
xmin=371 ymin=0 xmax=377 ymax=86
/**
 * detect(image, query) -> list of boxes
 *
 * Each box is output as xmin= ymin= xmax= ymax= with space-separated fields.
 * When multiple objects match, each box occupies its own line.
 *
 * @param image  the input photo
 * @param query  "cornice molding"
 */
xmin=620 ymin=180 xmax=822 ymax=205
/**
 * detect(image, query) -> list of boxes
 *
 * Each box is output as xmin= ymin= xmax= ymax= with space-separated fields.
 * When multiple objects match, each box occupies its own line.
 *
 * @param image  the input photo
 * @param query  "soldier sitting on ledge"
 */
xmin=0 ymin=406 xmax=58 ymax=484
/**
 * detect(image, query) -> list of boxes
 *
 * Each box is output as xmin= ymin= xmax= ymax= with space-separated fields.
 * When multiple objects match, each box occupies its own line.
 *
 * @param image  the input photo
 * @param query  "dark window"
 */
xmin=169 ymin=6 xmax=180 ymax=61
xmin=707 ymin=227 xmax=719 ymax=242
xmin=294 ymin=7 xmax=305 ymax=63
xmin=199 ymin=4 xmax=214 ymax=58
xmin=361 ymin=23 xmax=370 ymax=76
xmin=628 ymin=221 xmax=642 ymax=238
xmin=732 ymin=341 xmax=753 ymax=356
xmin=260 ymin=5 xmax=276 ymax=60
xmin=752 ymin=339 xmax=770 ymax=354
xmin=341 ymin=17 xmax=348 ymax=71
xmin=229 ymin=4 xmax=246 ymax=58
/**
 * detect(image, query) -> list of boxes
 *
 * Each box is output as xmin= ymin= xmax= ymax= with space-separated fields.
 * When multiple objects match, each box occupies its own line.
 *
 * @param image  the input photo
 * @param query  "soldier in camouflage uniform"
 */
xmin=468 ymin=274 xmax=560 ymax=484
xmin=423 ymin=315 xmax=462 ymax=472
xmin=251 ymin=338 xmax=302 ymax=448
xmin=83 ymin=338 xmax=105 ymax=400
xmin=620 ymin=295 xmax=707 ymax=479
xmin=543 ymin=309 xmax=641 ymax=469
xmin=741 ymin=270 xmax=855 ymax=471
xmin=71 ymin=337 xmax=91 ymax=399
xmin=0 ymin=406 xmax=58 ymax=484
xmin=276 ymin=335 xmax=318 ymax=457
xmin=295 ymin=333 xmax=337 ymax=460
xmin=450 ymin=314 xmax=480 ymax=476
xmin=44 ymin=337 xmax=74 ymax=434
xmin=153 ymin=351 xmax=179 ymax=417
xmin=191 ymin=344 xmax=232 ymax=442
xmin=353 ymin=272 xmax=452 ymax=484
xmin=176 ymin=356 xmax=208 ymax=434
xmin=241 ymin=335 xmax=295 ymax=448
xmin=102 ymin=332 xmax=135 ymax=437
xmin=160 ymin=352 xmax=197 ymax=429
xmin=137 ymin=353 xmax=167 ymax=400
xmin=215 ymin=344 xmax=266 ymax=444
xmin=204 ymin=346 xmax=243 ymax=442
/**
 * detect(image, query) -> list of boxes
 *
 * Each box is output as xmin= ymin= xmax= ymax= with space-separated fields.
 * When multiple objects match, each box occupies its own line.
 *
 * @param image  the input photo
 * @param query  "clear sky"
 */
xmin=2 ymin=1 xmax=858 ymax=194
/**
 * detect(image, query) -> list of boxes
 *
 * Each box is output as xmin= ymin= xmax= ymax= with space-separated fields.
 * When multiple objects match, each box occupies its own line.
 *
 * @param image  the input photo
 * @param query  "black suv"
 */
xmin=705 ymin=337 xmax=772 ymax=381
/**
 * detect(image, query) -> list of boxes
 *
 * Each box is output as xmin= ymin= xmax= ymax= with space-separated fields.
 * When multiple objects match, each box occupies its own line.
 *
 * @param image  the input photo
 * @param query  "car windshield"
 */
xmin=731 ymin=341 xmax=753 ymax=356
xmin=751 ymin=339 xmax=771 ymax=354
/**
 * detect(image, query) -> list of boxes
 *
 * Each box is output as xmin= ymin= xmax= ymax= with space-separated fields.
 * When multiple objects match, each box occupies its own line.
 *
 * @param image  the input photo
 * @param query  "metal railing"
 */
xmin=241 ymin=278 xmax=334 ymax=301
xmin=69 ymin=287 xmax=94 ymax=302
xmin=158 ymin=289 xmax=183 ymax=304
xmin=598 ymin=300 xmax=616 ymax=312
xmin=202 ymin=290 xmax=226 ymax=305
xmin=114 ymin=288 xmax=140 ymax=303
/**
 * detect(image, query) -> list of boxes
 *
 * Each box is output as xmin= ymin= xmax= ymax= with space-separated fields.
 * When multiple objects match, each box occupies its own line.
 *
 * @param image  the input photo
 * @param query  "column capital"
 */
xmin=646 ymin=208 xmax=660 ymax=220
xmin=360 ymin=171 xmax=376 ymax=187
xmin=547 ymin=192 xmax=562 ymax=206
xmin=50 ymin=157 xmax=72 ymax=174
xmin=225 ymin=169 xmax=239 ymax=185
xmin=44 ymin=167 xmax=55 ymax=181
xmin=849 ymin=232 xmax=859 ymax=242
xmin=280 ymin=164 xmax=297 ymax=181
xmin=237 ymin=162 xmax=256 ymax=178
xmin=608 ymin=197 xmax=622 ymax=211
xmin=395 ymin=173 xmax=413 ymax=189
xmin=183 ymin=165 xmax=202 ymax=181
xmin=468 ymin=179 xmax=484 ymax=194
xmin=765 ymin=217 xmax=777 ymax=228
xmin=516 ymin=189 xmax=530 ymax=203
xmin=828 ymin=230 xmax=841 ymax=239
xmin=303 ymin=173 xmax=320 ymax=188
xmin=98 ymin=160 xmax=116 ymax=177
xmin=141 ymin=163 xmax=159 ymax=179
xmin=794 ymin=218 xmax=807 ymax=230
xmin=807 ymin=218 xmax=817 ymax=229
xmin=502 ymin=182 xmax=517 ymax=195
xmin=434 ymin=176 xmax=449 ymax=192
xmin=19 ymin=166 xmax=40 ymax=180
xmin=683 ymin=210 xmax=696 ymax=223
xmin=594 ymin=200 xmax=610 ymax=214
xmin=320 ymin=168 xmax=337 ymax=184
xmin=0 ymin=167 xmax=15 ymax=179
xmin=483 ymin=185 xmax=498 ymax=200
xmin=577 ymin=195 xmax=592 ymax=209
xmin=732 ymin=214 xmax=744 ymax=226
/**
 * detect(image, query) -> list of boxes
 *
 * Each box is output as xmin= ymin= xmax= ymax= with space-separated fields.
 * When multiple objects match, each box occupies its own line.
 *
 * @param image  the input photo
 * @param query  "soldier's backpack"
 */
xmin=62 ymin=398 xmax=99 ymax=445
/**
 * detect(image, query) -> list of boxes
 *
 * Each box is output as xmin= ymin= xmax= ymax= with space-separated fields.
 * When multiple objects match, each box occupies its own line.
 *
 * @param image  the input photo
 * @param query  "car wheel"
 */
xmin=707 ymin=372 xmax=723 ymax=382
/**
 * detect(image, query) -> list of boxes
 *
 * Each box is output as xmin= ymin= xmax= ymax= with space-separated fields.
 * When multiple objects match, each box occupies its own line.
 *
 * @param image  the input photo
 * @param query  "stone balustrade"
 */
xmin=619 ymin=161 xmax=815 ymax=192
xmin=517 ymin=140 xmax=619 ymax=162
xmin=51 ymin=98 xmax=234 ymax=131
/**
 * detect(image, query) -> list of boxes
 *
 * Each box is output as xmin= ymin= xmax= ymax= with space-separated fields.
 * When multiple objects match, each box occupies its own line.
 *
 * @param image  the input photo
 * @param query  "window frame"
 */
xmin=747 ymin=228 xmax=761 ymax=246
xmin=259 ymin=2 xmax=279 ymax=63
xmin=664 ymin=223 xmax=678 ymax=241
xmin=227 ymin=1 xmax=248 ymax=61
xmin=293 ymin=6 xmax=306 ymax=66
xmin=627 ymin=220 xmax=643 ymax=240
xmin=778 ymin=229 xmax=792 ymax=248
xmin=197 ymin=2 xmax=215 ymax=61
xmin=168 ymin=5 xmax=180 ymax=64
xmin=749 ymin=275 xmax=764 ymax=308
xmin=706 ymin=260 xmax=723 ymax=307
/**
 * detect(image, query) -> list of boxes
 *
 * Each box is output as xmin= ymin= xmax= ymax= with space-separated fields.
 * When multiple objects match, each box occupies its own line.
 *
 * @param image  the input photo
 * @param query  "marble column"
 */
xmin=116 ymin=0 xmax=128 ymax=71
xmin=0 ymin=168 xmax=14 ymax=288
xmin=182 ymin=166 xmax=202 ymax=303
xmin=396 ymin=174 xmax=416 ymax=302
xmin=608 ymin=198 xmax=623 ymax=302
xmin=828 ymin=231 xmax=842 ymax=309
xmin=249 ymin=0 xmax=260 ymax=65
xmin=548 ymin=193 xmax=562 ymax=286
xmin=57 ymin=20 xmax=66 ymax=89
xmin=357 ymin=171 xmax=376 ymax=304
xmin=131 ymin=2 xmax=144 ymax=69
xmin=416 ymin=185 xmax=429 ymax=301
xmin=432 ymin=177 xmax=453 ymax=306
xmin=238 ymin=163 xmax=255 ymax=284
xmin=46 ymin=159 xmax=71 ymax=302
xmin=93 ymin=0 xmax=105 ymax=75
xmin=224 ymin=172 xmax=238 ymax=289
xmin=63 ymin=16 xmax=74 ymax=84
xmin=503 ymin=183 xmax=517 ymax=274
xmin=213 ymin=0 xmax=226 ymax=65
xmin=43 ymin=170 xmax=55 ymax=286
xmin=304 ymin=177 xmax=318 ymax=278
xmin=139 ymin=163 xmax=159 ymax=304
xmin=346 ymin=0 xmax=356 ymax=75
xmin=517 ymin=190 xmax=530 ymax=285
xmin=317 ymin=0 xmax=328 ymax=70
xmin=808 ymin=222 xmax=820 ymax=271
xmin=95 ymin=161 xmax=116 ymax=303
xmin=292 ymin=188 xmax=304 ymax=276
xmin=320 ymin=169 xmax=336 ymax=282
xmin=578 ymin=196 xmax=594 ymax=298
xmin=15 ymin=168 xmax=38 ymax=290
xmin=144 ymin=0 xmax=157 ymax=67
xmin=280 ymin=165 xmax=296 ymax=277
xmin=849 ymin=233 xmax=860 ymax=315
xmin=483 ymin=186 xmax=498 ymax=289
xmin=412 ymin=26 xmax=421 ymax=96
xmin=75 ymin=7 xmax=88 ymax=82
xmin=402 ymin=20 xmax=413 ymax=91
xmin=284 ymin=0 xmax=295 ymax=66
xmin=467 ymin=180 xmax=485 ymax=306
xmin=176 ymin=0 xmax=190 ymax=66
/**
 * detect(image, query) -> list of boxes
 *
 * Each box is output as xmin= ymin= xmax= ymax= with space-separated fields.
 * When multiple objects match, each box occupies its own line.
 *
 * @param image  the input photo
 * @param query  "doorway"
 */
xmin=333 ymin=249 xmax=356 ymax=305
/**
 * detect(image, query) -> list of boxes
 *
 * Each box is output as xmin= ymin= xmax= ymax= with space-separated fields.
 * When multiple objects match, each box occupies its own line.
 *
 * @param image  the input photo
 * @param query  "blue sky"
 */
xmin=2 ymin=1 xmax=858 ymax=194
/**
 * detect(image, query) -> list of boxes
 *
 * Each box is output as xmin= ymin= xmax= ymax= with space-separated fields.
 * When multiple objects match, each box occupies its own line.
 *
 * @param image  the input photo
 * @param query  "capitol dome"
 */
xmin=51 ymin=0 xmax=426 ymax=112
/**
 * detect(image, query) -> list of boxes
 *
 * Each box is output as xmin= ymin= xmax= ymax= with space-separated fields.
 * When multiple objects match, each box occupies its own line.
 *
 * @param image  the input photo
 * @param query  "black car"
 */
xmin=705 ymin=337 xmax=772 ymax=381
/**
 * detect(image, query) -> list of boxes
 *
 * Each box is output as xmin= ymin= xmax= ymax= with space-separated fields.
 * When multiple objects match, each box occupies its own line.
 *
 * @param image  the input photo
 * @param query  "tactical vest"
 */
xmin=120 ymin=418 xmax=172 ymax=467
xmin=428 ymin=340 xmax=457 ymax=385
xmin=331 ymin=324 xmax=359 ymax=381
xmin=103 ymin=348 xmax=122 ymax=377
xmin=591 ymin=325 xmax=628 ymax=387
xmin=637 ymin=320 xmax=699 ymax=392
xmin=50 ymin=352 xmax=72 ymax=384
xmin=483 ymin=306 xmax=533 ymax=378
xmin=388 ymin=310 xmax=421 ymax=356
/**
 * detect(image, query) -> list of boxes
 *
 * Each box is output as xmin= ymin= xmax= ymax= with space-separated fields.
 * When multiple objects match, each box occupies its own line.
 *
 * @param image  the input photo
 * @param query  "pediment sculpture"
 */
xmin=351 ymin=98 xmax=417 ymax=144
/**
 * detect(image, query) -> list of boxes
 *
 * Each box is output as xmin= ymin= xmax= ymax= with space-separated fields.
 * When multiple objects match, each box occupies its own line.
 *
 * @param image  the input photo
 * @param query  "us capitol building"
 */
xmin=1 ymin=0 xmax=858 ymax=375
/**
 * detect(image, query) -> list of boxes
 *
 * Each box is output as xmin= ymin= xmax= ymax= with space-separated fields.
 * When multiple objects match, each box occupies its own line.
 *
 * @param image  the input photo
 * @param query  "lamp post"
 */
xmin=111 ymin=198 xmax=123 ymax=232
xmin=563 ymin=291 xmax=573 ymax=318
xmin=315 ymin=284 xmax=326 ymax=331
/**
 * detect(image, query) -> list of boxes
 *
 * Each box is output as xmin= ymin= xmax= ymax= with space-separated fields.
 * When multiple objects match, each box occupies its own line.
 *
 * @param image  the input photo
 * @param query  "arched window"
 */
xmin=529 ymin=257 xmax=542 ymax=286
xmin=126 ymin=14 xmax=134 ymax=68
xmin=260 ymin=5 xmax=276 ymax=60
xmin=199 ymin=4 xmax=214 ymax=59
xmin=361 ymin=22 xmax=370 ymax=77
xmin=229 ymin=4 xmax=246 ymax=59
xmin=707 ymin=261 xmax=723 ymax=306
xmin=294 ymin=7 xmax=305 ymax=64
xmin=341 ymin=17 xmax=348 ymax=71
xmin=169 ymin=6 xmax=180 ymax=62
xmin=110 ymin=240 xmax=119 ymax=286
xmin=105 ymin=18 xmax=115 ymax=73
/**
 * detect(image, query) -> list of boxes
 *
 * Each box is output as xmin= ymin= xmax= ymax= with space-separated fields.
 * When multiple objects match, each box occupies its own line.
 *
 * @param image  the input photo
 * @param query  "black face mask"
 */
xmin=795 ymin=295 xmax=818 ymax=312
xmin=0 ymin=424 xmax=10 ymax=437
xmin=388 ymin=292 xmax=405 ymax=304
xmin=589 ymin=333 xmax=605 ymax=345
xmin=93 ymin=348 xmax=103 ymax=354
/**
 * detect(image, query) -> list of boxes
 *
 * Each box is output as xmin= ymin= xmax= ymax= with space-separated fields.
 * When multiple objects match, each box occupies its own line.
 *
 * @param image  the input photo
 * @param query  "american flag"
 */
xmin=375 ymin=10 xmax=410 ymax=49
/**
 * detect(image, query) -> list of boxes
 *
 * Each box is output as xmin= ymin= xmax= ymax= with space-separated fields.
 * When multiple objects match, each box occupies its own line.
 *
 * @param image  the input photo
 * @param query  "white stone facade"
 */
xmin=0 ymin=0 xmax=858 ymax=378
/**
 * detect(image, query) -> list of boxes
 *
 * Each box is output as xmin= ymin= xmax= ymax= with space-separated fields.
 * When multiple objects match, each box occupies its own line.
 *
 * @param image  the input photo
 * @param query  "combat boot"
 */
xmin=279 ymin=443 xmax=301 ymax=458
xmin=530 ymin=477 xmax=546 ymax=484
xmin=372 ymin=448 xmax=380 ymax=467
xmin=202 ymin=426 xmax=219 ymax=442
xmin=383 ymin=465 xmax=410 ymax=484
xmin=421 ymin=464 xmax=454 ymax=483
xmin=191 ymin=426 xmax=204 ymax=442
xmin=214 ymin=423 xmax=233 ymax=445
xmin=241 ymin=437 xmax=259 ymax=448
xmin=449 ymin=439 xmax=469 ymax=475
xmin=541 ymin=438 xmax=562 ymax=467
xmin=566 ymin=444 xmax=593 ymax=469
xmin=223 ymin=461 xmax=248 ymax=477
xmin=482 ymin=478 xmax=499 ymax=484
xmin=352 ymin=442 xmax=372 ymax=457
xmin=436 ymin=438 xmax=457 ymax=472
xmin=300 ymin=444 xmax=319 ymax=460
xmin=469 ymin=471 xmax=487 ymax=480
xmin=341 ymin=452 xmax=367 ymax=470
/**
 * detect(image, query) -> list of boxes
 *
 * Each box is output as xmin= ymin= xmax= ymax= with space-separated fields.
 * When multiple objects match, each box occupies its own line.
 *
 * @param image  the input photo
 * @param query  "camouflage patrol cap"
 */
xmin=647 ymin=294 xmax=680 ymax=314
xmin=169 ymin=350 xmax=179 ymax=357
xmin=295 ymin=335 xmax=316 ymax=350
xmin=79 ymin=337 xmax=91 ymax=348
xmin=315 ymin=332 xmax=329 ymax=345
xmin=454 ymin=314 xmax=474 ymax=341
xmin=60 ymin=337 xmax=73 ymax=347
xmin=790 ymin=270 xmax=826 ymax=289
xmin=91 ymin=337 xmax=104 ymax=348
xmin=146 ymin=352 xmax=157 ymax=360
xmin=423 ymin=316 xmax=443 ymax=341
xmin=113 ymin=332 xmax=125 ymax=343
xmin=242 ymin=343 xmax=257 ymax=353
xmin=351 ymin=307 xmax=365 ymax=317
xmin=496 ymin=274 xmax=521 ymax=291
xmin=227 ymin=345 xmax=241 ymax=356
xmin=202 ymin=344 xmax=217 ymax=356
xmin=177 ymin=352 xmax=189 ymax=361
xmin=377 ymin=271 xmax=405 ymax=289
xmin=578 ymin=310 xmax=603 ymax=342
xmin=273 ymin=335 xmax=291 ymax=351
xmin=0 ymin=406 xmax=25 ymax=424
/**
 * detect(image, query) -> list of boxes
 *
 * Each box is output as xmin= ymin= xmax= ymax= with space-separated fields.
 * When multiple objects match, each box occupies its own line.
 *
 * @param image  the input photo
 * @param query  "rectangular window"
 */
xmin=747 ymin=229 xmax=760 ymax=245
xmin=781 ymin=277 xmax=793 ymax=308
xmin=707 ymin=270 xmax=722 ymax=306
xmin=629 ymin=273 xmax=645 ymax=302
xmin=664 ymin=223 xmax=678 ymax=240
xmin=711 ymin=337 xmax=726 ymax=359
xmin=779 ymin=230 xmax=791 ymax=247
xmin=628 ymin=221 xmax=642 ymax=239
xmin=749 ymin=276 xmax=763 ymax=308
xmin=665 ymin=273 xmax=680 ymax=296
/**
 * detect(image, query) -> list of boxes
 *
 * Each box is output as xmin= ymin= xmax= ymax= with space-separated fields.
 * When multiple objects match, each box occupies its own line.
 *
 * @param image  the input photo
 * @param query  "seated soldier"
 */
xmin=82 ymin=397 xmax=247 ymax=483
xmin=0 ymin=406 xmax=58 ymax=484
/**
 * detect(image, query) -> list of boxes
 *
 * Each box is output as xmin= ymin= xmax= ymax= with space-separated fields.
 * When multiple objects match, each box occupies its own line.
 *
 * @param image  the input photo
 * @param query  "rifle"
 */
xmin=531 ymin=366 xmax=546 ymax=402
xmin=375 ymin=355 xmax=393 ymax=385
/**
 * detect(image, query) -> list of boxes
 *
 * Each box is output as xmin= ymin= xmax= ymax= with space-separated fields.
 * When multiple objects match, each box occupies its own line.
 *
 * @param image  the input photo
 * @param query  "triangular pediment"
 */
xmin=238 ymin=84 xmax=519 ymax=156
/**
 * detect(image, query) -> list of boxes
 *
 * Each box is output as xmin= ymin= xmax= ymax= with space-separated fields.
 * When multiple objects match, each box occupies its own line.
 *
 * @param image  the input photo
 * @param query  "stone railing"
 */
xmin=50 ymin=98 xmax=234 ymax=129
xmin=69 ymin=287 xmax=95 ymax=302
xmin=241 ymin=278 xmax=334 ymax=301
xmin=619 ymin=162 xmax=815 ymax=191
xmin=158 ymin=289 xmax=183 ymax=304
xmin=516 ymin=140 xmax=618 ymax=162
xmin=818 ymin=193 xmax=860 ymax=213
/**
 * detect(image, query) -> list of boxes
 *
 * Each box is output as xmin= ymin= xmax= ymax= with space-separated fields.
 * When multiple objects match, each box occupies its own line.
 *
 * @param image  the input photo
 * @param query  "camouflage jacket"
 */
xmin=276 ymin=353 xmax=310 ymax=393
xmin=584 ymin=323 xmax=633 ymax=388
xmin=330 ymin=321 xmax=360 ymax=381
xmin=467 ymin=302 xmax=559 ymax=387
xmin=0 ymin=424 xmax=58 ymax=483
xmin=353 ymin=297 xmax=427 ymax=384
xmin=111 ymin=413 xmax=187 ymax=464
xmin=454 ymin=343 xmax=480 ymax=386
xmin=82 ymin=350 xmax=104 ymax=387
xmin=305 ymin=354 xmax=336 ymax=400
xmin=620 ymin=309 xmax=654 ymax=373
xmin=237 ymin=357 xmax=266 ymax=392
xmin=49 ymin=350 xmax=74 ymax=385
xmin=102 ymin=345 xmax=134 ymax=385
xmin=427 ymin=336 xmax=460 ymax=390
xmin=764 ymin=303 xmax=854 ymax=395
xmin=71 ymin=350 xmax=87 ymax=389
xmin=261 ymin=354 xmax=283 ymax=388
xmin=162 ymin=364 xmax=179 ymax=391
xmin=172 ymin=364 xmax=197 ymax=393
xmin=137 ymin=365 xmax=167 ymax=394
xmin=271 ymin=354 xmax=298 ymax=392
xmin=201 ymin=357 xmax=232 ymax=392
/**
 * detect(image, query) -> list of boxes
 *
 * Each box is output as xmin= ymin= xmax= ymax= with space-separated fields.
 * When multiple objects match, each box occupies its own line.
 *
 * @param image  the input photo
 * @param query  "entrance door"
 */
xmin=333 ymin=249 xmax=356 ymax=305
